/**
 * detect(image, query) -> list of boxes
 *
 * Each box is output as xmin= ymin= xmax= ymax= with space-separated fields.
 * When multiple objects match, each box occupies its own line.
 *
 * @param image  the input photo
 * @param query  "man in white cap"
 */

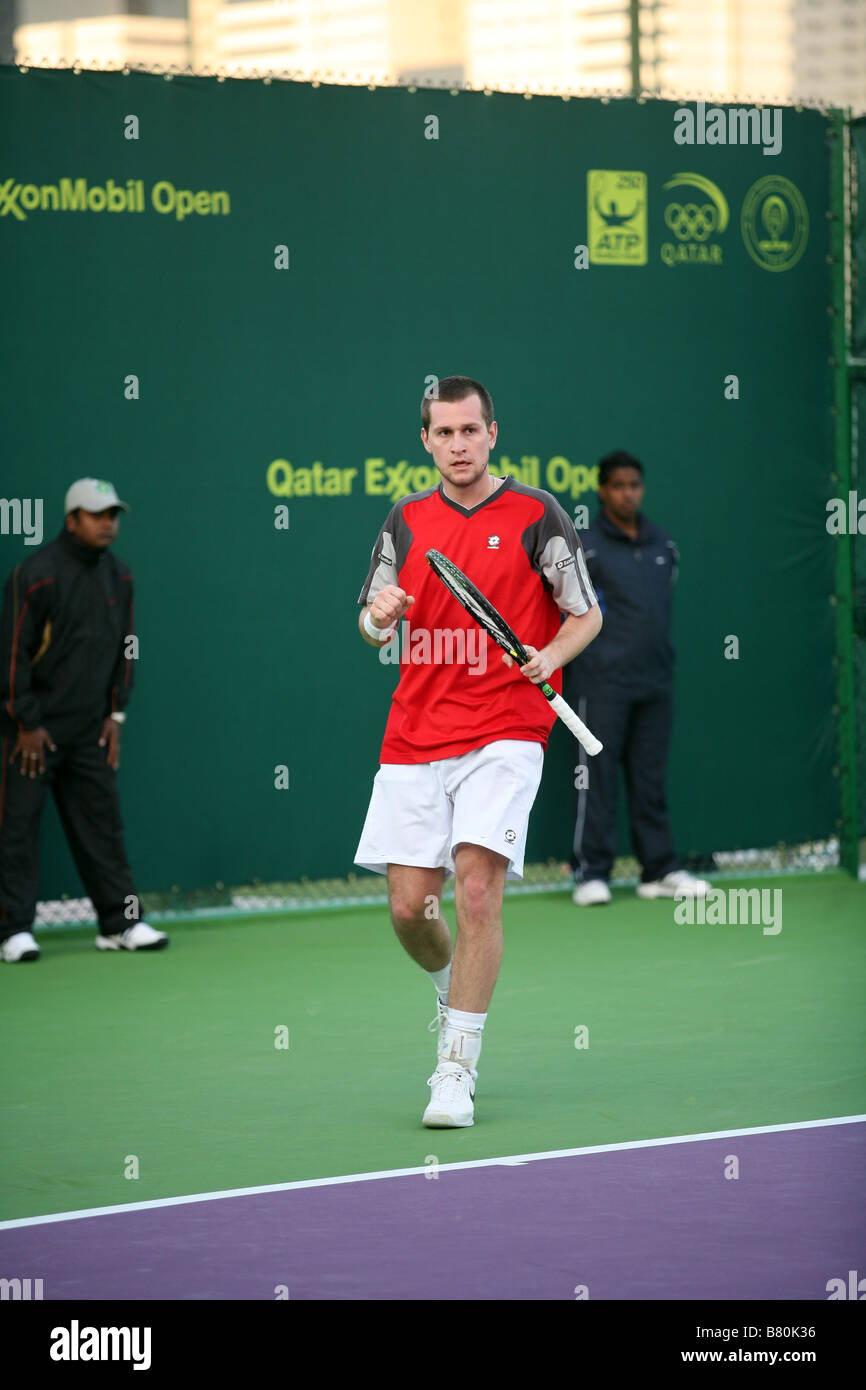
xmin=0 ymin=479 xmax=167 ymax=962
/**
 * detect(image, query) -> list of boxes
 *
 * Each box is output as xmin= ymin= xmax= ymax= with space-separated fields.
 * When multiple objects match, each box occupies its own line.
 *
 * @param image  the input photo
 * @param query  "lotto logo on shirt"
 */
xmin=377 ymin=623 xmax=487 ymax=674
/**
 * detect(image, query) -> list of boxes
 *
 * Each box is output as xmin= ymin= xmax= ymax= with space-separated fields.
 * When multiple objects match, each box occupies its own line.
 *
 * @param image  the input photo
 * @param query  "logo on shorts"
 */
xmin=504 ymin=829 xmax=516 ymax=843
xmin=487 ymin=535 xmax=500 ymax=549
xmin=555 ymin=556 xmax=574 ymax=570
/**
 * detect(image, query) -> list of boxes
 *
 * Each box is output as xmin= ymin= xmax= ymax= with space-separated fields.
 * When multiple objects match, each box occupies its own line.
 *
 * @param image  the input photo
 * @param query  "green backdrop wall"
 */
xmin=0 ymin=67 xmax=840 ymax=897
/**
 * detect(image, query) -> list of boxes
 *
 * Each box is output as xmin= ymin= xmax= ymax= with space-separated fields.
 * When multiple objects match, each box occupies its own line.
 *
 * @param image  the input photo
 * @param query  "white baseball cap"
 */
xmin=64 ymin=478 xmax=130 ymax=515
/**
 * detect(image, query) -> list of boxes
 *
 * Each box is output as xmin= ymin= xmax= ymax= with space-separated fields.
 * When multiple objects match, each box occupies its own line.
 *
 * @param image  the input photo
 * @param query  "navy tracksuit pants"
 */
xmin=570 ymin=683 xmax=679 ymax=885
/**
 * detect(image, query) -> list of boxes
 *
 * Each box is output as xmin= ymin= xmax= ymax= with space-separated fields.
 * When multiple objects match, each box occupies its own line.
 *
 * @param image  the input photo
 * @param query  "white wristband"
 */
xmin=364 ymin=609 xmax=395 ymax=641
xmin=110 ymin=712 xmax=127 ymax=724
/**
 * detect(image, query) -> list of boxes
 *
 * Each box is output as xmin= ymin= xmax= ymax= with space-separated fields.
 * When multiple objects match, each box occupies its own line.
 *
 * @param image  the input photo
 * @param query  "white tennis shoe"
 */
xmin=95 ymin=922 xmax=169 ymax=951
xmin=572 ymin=879 xmax=612 ymax=906
xmin=423 ymin=1061 xmax=475 ymax=1128
xmin=1 ymin=931 xmax=41 ymax=963
xmin=637 ymin=870 xmax=710 ymax=899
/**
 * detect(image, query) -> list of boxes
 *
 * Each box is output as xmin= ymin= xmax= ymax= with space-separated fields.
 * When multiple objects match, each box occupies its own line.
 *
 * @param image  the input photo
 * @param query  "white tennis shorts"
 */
xmin=354 ymin=738 xmax=544 ymax=881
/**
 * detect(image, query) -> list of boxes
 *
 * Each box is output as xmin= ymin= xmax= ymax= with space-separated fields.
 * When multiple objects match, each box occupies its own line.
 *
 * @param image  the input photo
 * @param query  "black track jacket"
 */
xmin=0 ymin=528 xmax=134 ymax=742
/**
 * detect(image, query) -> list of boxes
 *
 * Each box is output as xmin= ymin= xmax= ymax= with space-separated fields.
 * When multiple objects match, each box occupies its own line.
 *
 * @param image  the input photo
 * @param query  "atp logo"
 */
xmin=587 ymin=170 xmax=647 ymax=266
xmin=487 ymin=535 xmax=500 ymax=549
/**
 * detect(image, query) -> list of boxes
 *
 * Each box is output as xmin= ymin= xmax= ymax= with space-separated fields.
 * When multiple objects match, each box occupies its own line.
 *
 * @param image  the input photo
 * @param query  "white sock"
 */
xmin=441 ymin=1007 xmax=487 ymax=1072
xmin=446 ymin=1007 xmax=486 ymax=1032
xmin=426 ymin=961 xmax=452 ymax=1002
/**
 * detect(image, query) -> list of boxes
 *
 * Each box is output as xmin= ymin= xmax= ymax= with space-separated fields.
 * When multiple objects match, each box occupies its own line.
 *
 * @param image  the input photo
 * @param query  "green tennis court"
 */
xmin=3 ymin=872 xmax=863 ymax=1224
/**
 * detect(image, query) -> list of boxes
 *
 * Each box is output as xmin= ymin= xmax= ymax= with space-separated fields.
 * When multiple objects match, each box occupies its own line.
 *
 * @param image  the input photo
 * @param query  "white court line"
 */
xmin=1 ymin=1113 xmax=863 ymax=1232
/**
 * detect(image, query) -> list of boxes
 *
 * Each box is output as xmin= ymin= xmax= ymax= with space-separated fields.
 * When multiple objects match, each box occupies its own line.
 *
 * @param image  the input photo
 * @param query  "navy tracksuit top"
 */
xmin=565 ymin=510 xmax=679 ymax=697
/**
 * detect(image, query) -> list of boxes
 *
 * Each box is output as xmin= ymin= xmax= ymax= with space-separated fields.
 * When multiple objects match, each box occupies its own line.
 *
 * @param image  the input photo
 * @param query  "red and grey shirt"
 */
xmin=358 ymin=476 xmax=597 ymax=763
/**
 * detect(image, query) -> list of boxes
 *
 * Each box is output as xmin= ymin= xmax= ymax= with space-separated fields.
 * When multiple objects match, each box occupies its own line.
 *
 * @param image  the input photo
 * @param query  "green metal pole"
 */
xmin=828 ymin=107 xmax=859 ymax=876
xmin=629 ymin=0 xmax=641 ymax=98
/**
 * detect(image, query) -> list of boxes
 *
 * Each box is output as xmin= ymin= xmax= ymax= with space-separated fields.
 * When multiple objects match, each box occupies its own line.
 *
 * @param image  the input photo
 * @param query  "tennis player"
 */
xmin=355 ymin=376 xmax=602 ymax=1126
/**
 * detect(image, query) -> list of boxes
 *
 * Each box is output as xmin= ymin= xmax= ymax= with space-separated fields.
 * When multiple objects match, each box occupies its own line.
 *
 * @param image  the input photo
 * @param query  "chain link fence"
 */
xmin=33 ymin=838 xmax=844 ymax=930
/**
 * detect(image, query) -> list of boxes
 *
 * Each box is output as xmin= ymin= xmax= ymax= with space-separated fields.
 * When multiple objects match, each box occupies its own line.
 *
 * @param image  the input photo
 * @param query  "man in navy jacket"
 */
xmin=564 ymin=451 xmax=708 ymax=905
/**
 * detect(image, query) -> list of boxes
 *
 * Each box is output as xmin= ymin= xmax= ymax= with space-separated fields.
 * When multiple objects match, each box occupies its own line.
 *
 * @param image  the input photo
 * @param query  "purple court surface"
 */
xmin=2 ymin=1121 xmax=864 ymax=1300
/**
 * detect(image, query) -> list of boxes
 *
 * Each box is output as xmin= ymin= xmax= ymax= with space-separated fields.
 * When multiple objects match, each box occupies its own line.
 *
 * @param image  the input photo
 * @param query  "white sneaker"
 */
xmin=637 ymin=870 xmax=710 ymax=900
xmin=95 ymin=922 xmax=169 ymax=951
xmin=423 ymin=1061 xmax=475 ymax=1128
xmin=1 ymin=931 xmax=40 ymax=963
xmin=572 ymin=879 xmax=612 ymax=906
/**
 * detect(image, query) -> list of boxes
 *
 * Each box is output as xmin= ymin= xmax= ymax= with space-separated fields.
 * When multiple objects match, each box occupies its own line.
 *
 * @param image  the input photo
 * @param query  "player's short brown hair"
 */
xmin=421 ymin=375 xmax=494 ymax=432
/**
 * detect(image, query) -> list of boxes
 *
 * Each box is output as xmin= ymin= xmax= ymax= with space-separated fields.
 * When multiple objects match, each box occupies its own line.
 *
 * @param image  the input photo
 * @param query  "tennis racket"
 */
xmin=425 ymin=548 xmax=603 ymax=756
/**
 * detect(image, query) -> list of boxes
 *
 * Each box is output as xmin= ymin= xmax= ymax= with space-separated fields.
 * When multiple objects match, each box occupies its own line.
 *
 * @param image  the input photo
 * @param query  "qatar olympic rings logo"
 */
xmin=664 ymin=202 xmax=719 ymax=241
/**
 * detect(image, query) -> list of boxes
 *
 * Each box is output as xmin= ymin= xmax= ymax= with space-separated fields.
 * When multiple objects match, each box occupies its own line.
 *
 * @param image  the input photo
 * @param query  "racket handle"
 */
xmin=547 ymin=692 xmax=603 ymax=756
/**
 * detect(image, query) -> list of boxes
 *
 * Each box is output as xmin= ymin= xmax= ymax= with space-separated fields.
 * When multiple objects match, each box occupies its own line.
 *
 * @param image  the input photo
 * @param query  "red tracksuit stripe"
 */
xmin=5 ymin=577 xmax=53 ymax=727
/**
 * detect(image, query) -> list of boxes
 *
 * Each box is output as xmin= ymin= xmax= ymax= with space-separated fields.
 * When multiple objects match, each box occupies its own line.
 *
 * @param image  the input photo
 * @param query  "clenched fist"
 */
xmin=368 ymin=586 xmax=415 ymax=631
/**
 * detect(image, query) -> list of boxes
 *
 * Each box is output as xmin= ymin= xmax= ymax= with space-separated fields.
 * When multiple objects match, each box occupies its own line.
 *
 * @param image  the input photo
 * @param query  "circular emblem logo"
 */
xmin=504 ymin=829 xmax=516 ymax=843
xmin=740 ymin=176 xmax=809 ymax=272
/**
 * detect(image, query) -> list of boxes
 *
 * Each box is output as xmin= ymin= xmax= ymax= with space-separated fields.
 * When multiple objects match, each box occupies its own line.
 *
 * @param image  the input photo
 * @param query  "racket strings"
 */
xmin=432 ymin=566 xmax=517 ymax=657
